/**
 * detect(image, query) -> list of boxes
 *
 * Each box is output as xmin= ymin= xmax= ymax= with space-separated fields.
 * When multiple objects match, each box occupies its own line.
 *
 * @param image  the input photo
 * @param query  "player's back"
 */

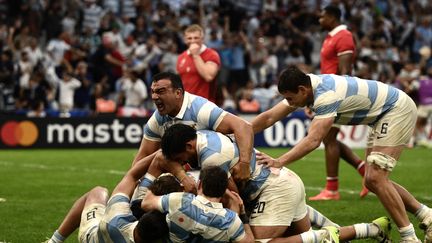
xmin=311 ymin=74 xmax=404 ymax=126
xmin=161 ymin=192 xmax=244 ymax=242
xmin=196 ymin=130 xmax=271 ymax=201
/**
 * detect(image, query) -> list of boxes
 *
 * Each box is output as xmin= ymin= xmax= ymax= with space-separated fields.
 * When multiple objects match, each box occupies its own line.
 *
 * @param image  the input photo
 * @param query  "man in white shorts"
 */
xmin=256 ymin=65 xmax=432 ymax=242
xmin=160 ymin=124 xmax=392 ymax=243
xmin=45 ymin=156 xmax=183 ymax=243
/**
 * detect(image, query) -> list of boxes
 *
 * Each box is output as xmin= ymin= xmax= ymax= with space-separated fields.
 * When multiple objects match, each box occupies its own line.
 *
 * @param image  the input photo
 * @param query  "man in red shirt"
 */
xmin=176 ymin=24 xmax=221 ymax=103
xmin=309 ymin=5 xmax=368 ymax=201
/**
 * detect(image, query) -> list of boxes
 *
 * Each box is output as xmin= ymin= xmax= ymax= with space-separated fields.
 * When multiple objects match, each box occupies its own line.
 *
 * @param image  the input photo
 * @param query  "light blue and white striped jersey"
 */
xmin=144 ymin=92 xmax=227 ymax=141
xmin=195 ymin=130 xmax=271 ymax=201
xmin=158 ymin=192 xmax=245 ymax=243
xmin=98 ymin=193 xmax=138 ymax=243
xmin=308 ymin=74 xmax=403 ymax=125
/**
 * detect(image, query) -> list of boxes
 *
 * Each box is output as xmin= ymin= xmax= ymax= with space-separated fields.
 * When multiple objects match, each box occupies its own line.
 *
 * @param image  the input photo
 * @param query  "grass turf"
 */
xmin=0 ymin=147 xmax=431 ymax=242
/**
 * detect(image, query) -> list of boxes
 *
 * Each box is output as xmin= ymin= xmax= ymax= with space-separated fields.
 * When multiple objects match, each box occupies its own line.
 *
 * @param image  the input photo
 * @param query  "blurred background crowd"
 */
xmin=0 ymin=0 xmax=432 ymax=118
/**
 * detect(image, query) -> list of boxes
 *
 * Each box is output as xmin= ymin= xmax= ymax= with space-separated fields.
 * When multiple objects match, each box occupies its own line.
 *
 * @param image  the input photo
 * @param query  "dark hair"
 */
xmin=136 ymin=210 xmax=168 ymax=242
xmin=152 ymin=72 xmax=184 ymax=94
xmin=323 ymin=5 xmax=341 ymax=21
xmin=148 ymin=174 xmax=183 ymax=195
xmin=161 ymin=124 xmax=197 ymax=161
xmin=131 ymin=174 xmax=182 ymax=219
xmin=278 ymin=65 xmax=311 ymax=93
xmin=199 ymin=166 xmax=228 ymax=198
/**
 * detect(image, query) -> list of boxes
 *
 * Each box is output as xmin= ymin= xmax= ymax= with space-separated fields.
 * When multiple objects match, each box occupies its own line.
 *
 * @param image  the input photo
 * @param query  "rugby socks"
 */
xmin=357 ymin=161 xmax=366 ymax=176
xmin=325 ymin=177 xmax=338 ymax=191
xmin=398 ymin=224 xmax=419 ymax=241
xmin=415 ymin=204 xmax=432 ymax=224
xmin=353 ymin=223 xmax=379 ymax=238
xmin=307 ymin=205 xmax=340 ymax=228
xmin=48 ymin=230 xmax=65 ymax=243
xmin=300 ymin=229 xmax=327 ymax=243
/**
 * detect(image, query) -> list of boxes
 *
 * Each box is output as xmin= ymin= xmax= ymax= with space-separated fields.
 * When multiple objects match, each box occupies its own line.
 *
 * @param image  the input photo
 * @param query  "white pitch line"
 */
xmin=1 ymin=160 xmax=431 ymax=201
xmin=0 ymin=160 xmax=126 ymax=175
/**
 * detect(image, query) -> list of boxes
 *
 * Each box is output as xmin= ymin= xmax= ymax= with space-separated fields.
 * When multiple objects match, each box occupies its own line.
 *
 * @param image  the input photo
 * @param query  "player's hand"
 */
xmin=222 ymin=189 xmax=244 ymax=214
xmin=188 ymin=43 xmax=200 ymax=56
xmin=180 ymin=175 xmax=197 ymax=195
xmin=231 ymin=161 xmax=251 ymax=184
xmin=256 ymin=151 xmax=283 ymax=168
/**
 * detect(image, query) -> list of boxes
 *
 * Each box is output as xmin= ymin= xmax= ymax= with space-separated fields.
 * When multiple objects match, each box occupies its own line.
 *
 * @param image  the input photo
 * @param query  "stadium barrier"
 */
xmin=1 ymin=112 xmax=430 ymax=149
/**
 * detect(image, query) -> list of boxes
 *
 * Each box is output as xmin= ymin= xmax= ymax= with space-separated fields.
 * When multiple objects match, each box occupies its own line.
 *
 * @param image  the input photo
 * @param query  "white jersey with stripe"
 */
xmin=98 ymin=193 xmax=138 ymax=243
xmin=195 ymin=130 xmax=271 ymax=201
xmin=158 ymin=192 xmax=245 ymax=242
xmin=144 ymin=92 xmax=227 ymax=141
xmin=308 ymin=74 xmax=402 ymax=125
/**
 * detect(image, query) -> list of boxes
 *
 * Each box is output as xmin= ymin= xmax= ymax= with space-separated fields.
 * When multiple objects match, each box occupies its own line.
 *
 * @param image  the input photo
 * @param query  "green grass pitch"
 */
xmin=0 ymin=147 xmax=431 ymax=242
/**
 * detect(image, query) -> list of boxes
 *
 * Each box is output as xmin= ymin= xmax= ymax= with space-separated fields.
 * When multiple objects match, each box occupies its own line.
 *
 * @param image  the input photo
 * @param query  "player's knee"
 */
xmin=366 ymin=152 xmax=396 ymax=172
xmin=88 ymin=186 xmax=109 ymax=202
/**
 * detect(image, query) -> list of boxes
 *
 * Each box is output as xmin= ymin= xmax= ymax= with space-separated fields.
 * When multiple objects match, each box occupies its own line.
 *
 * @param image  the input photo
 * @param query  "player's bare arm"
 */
xmin=252 ymin=100 xmax=296 ymax=133
xmin=338 ymin=53 xmax=353 ymax=75
xmin=192 ymin=54 xmax=219 ymax=82
xmin=113 ymin=150 xmax=160 ymax=197
xmin=132 ymin=137 xmax=160 ymax=165
xmin=216 ymin=113 xmax=254 ymax=182
xmin=257 ymin=117 xmax=334 ymax=168
xmin=141 ymin=190 xmax=161 ymax=212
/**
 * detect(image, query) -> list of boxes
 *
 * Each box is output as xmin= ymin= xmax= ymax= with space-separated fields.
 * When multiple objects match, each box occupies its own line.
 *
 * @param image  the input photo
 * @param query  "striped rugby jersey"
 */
xmin=144 ymin=92 xmax=227 ymax=141
xmin=97 ymin=193 xmax=138 ymax=243
xmin=158 ymin=192 xmax=245 ymax=242
xmin=195 ymin=130 xmax=271 ymax=201
xmin=308 ymin=74 xmax=403 ymax=125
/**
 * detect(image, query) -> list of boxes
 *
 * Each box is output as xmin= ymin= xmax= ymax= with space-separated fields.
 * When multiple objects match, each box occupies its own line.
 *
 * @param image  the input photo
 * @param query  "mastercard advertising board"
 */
xmin=0 ymin=117 xmax=149 ymax=148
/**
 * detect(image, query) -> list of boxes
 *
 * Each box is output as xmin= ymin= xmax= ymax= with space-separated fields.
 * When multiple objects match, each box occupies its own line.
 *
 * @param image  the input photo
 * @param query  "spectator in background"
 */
xmin=56 ymin=71 xmax=82 ymax=114
xmin=45 ymin=31 xmax=71 ymax=70
xmin=237 ymin=87 xmax=260 ymax=114
xmin=158 ymin=42 xmax=178 ymax=72
xmin=91 ymin=33 xmax=125 ymax=91
xmin=73 ymin=61 xmax=93 ymax=110
xmin=81 ymin=0 xmax=104 ymax=35
xmin=396 ymin=61 xmax=420 ymax=103
xmin=414 ymin=66 xmax=432 ymax=148
xmin=247 ymin=36 xmax=268 ymax=88
xmin=117 ymin=69 xmax=148 ymax=108
xmin=176 ymin=24 xmax=220 ymax=103
xmin=0 ymin=49 xmax=15 ymax=111
xmin=309 ymin=5 xmax=368 ymax=201
xmin=23 ymin=37 xmax=43 ymax=67
xmin=27 ymin=99 xmax=46 ymax=117
xmin=17 ymin=50 xmax=33 ymax=89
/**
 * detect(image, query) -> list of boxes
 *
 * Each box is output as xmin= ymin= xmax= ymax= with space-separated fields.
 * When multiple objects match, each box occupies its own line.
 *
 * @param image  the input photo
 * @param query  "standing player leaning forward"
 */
xmin=256 ymin=65 xmax=432 ymax=243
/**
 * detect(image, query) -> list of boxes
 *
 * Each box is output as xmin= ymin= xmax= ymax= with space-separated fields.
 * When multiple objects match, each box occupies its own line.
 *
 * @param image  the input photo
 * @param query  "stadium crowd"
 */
xmin=5 ymin=1 xmax=426 ymax=242
xmin=0 ymin=0 xmax=431 ymax=116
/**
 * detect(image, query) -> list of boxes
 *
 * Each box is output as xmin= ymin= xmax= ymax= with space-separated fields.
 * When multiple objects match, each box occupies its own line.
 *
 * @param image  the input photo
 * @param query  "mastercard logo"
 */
xmin=0 ymin=121 xmax=38 ymax=146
